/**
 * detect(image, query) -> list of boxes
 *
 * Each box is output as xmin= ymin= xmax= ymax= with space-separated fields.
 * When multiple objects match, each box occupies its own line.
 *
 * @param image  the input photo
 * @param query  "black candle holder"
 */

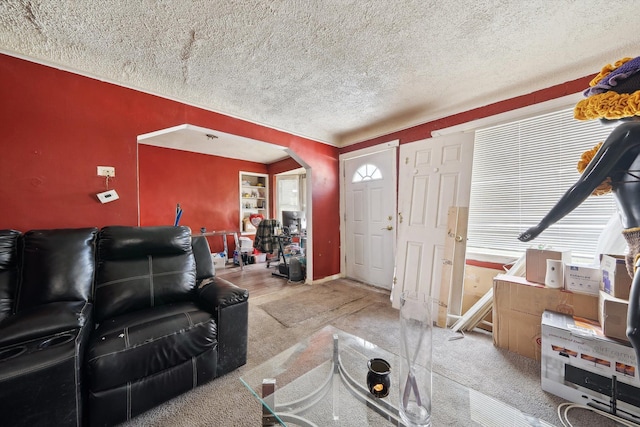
xmin=367 ymin=358 xmax=391 ymax=398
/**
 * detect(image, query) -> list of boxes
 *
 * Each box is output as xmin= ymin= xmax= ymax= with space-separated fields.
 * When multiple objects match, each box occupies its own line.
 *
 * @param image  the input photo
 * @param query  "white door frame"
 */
xmin=284 ymin=149 xmax=313 ymax=284
xmin=339 ymin=140 xmax=399 ymax=281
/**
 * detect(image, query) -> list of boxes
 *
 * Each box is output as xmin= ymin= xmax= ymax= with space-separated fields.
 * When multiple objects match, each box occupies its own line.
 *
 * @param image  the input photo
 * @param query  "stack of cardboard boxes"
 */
xmin=492 ymin=248 xmax=638 ymax=420
xmin=599 ymin=254 xmax=633 ymax=341
xmin=493 ymin=249 xmax=633 ymax=358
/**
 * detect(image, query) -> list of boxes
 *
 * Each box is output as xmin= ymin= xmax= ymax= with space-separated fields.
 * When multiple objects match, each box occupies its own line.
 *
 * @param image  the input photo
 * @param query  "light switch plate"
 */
xmin=97 ymin=166 xmax=115 ymax=177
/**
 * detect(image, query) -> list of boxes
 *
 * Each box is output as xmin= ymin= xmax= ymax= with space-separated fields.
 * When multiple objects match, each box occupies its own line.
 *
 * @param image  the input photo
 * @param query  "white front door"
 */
xmin=343 ymin=147 xmax=397 ymax=289
xmin=392 ymin=133 xmax=474 ymax=306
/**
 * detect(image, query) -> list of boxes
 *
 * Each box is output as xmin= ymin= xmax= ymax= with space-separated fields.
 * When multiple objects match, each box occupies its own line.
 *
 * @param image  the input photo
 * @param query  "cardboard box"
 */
xmin=239 ymin=237 xmax=253 ymax=253
xmin=599 ymin=290 xmax=630 ymax=342
xmin=211 ymin=252 xmax=227 ymax=270
xmin=564 ymin=264 xmax=600 ymax=296
xmin=493 ymin=274 xmax=598 ymax=360
xmin=541 ymin=310 xmax=640 ymax=418
xmin=462 ymin=263 xmax=503 ymax=331
xmin=601 ymin=254 xmax=632 ymax=300
xmin=526 ymin=248 xmax=571 ymax=284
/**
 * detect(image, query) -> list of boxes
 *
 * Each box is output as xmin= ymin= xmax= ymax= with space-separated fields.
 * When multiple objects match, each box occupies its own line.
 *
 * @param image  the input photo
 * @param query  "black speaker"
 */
xmin=289 ymin=257 xmax=303 ymax=281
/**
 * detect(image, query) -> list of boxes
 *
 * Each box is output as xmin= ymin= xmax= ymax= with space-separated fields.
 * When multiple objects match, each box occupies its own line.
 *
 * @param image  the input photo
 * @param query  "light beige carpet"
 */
xmin=121 ymin=277 xmax=613 ymax=426
xmin=259 ymin=279 xmax=370 ymax=327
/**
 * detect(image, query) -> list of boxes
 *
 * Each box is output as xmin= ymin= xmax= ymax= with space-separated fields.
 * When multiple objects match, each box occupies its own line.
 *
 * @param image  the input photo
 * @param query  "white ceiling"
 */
xmin=1 ymin=1 xmax=639 ymax=151
xmin=138 ymin=124 xmax=290 ymax=163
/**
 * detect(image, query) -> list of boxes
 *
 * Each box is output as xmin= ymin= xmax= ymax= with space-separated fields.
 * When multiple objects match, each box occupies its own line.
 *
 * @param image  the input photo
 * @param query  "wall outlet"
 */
xmin=97 ymin=166 xmax=115 ymax=177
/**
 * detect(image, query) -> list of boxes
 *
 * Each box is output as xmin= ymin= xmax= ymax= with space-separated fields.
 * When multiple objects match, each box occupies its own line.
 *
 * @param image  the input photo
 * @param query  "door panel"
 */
xmin=344 ymin=148 xmax=397 ymax=289
xmin=409 ymin=176 xmax=429 ymax=226
xmin=400 ymin=240 xmax=424 ymax=292
xmin=393 ymin=133 xmax=474 ymax=306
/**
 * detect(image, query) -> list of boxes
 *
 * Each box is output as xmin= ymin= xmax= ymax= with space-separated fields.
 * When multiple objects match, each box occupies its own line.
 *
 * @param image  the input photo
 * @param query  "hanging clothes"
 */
xmin=253 ymin=219 xmax=279 ymax=254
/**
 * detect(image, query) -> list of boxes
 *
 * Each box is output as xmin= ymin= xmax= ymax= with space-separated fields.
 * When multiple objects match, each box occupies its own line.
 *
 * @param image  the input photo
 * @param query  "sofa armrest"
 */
xmin=196 ymin=276 xmax=249 ymax=312
xmin=0 ymin=301 xmax=93 ymax=348
xmin=195 ymin=276 xmax=249 ymax=376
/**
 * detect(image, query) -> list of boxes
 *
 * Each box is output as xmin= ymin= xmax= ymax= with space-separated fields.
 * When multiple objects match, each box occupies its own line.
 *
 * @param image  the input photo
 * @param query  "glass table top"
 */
xmin=240 ymin=325 xmax=556 ymax=426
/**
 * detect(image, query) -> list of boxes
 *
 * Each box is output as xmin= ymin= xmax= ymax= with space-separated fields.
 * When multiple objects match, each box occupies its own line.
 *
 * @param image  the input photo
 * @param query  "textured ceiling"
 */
xmin=1 ymin=1 xmax=640 ymax=147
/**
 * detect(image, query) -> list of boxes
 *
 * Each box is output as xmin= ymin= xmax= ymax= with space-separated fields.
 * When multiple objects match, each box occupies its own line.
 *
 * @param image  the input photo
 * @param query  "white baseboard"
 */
xmin=310 ymin=273 xmax=343 ymax=285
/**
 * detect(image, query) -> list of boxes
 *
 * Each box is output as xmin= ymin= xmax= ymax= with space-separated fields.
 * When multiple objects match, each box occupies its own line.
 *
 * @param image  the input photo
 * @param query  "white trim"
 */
xmin=136 ymin=140 xmax=140 ymax=226
xmin=311 ymin=273 xmax=343 ymax=285
xmin=430 ymin=93 xmax=584 ymax=137
xmin=138 ymin=124 xmax=191 ymax=141
xmin=282 ymin=149 xmax=314 ymax=285
xmin=338 ymin=139 xmax=400 ymax=161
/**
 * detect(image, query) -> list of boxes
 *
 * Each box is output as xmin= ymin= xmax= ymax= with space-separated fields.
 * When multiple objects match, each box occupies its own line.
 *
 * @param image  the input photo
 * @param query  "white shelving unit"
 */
xmin=240 ymin=172 xmax=269 ymax=234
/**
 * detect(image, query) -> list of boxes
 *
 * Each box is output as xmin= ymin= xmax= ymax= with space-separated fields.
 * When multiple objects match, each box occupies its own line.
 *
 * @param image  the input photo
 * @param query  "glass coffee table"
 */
xmin=240 ymin=326 xmax=556 ymax=426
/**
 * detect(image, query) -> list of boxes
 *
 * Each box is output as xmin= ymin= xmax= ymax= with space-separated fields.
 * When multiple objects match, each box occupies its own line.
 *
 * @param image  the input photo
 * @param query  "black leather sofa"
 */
xmin=0 ymin=226 xmax=249 ymax=427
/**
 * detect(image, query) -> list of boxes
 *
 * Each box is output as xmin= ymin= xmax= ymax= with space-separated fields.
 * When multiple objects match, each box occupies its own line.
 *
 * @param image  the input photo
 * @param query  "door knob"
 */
xmin=381 ymin=225 xmax=393 ymax=230
xmin=448 ymin=231 xmax=464 ymax=242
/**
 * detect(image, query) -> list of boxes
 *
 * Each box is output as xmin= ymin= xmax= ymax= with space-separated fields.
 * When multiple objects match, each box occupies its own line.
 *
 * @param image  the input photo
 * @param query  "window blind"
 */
xmin=468 ymin=108 xmax=618 ymax=259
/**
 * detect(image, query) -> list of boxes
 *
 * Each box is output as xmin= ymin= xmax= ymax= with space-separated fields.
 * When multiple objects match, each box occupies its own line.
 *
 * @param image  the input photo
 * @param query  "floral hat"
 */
xmin=574 ymin=56 xmax=640 ymax=121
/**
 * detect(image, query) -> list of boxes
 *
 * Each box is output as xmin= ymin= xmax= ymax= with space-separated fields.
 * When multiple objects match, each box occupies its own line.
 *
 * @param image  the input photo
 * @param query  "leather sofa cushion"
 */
xmin=0 ymin=301 xmax=92 ymax=348
xmin=192 ymin=235 xmax=215 ymax=280
xmin=98 ymin=226 xmax=192 ymax=260
xmin=17 ymin=228 xmax=97 ymax=311
xmin=86 ymin=302 xmax=217 ymax=392
xmin=0 ymin=230 xmax=20 ymax=322
xmin=95 ymin=226 xmax=197 ymax=322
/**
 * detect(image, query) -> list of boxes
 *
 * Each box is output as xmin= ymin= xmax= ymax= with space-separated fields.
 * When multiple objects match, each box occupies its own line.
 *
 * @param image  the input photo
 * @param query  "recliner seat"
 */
xmin=86 ymin=226 xmax=247 ymax=426
xmin=0 ymin=226 xmax=249 ymax=426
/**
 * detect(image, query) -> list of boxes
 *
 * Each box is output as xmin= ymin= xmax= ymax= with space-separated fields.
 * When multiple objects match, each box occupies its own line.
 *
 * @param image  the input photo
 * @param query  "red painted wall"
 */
xmin=138 ymin=144 xmax=267 ymax=253
xmin=268 ymin=157 xmax=302 ymax=175
xmin=0 ymin=53 xmax=594 ymax=281
xmin=340 ymin=76 xmax=595 ymax=153
xmin=0 ymin=54 xmax=341 ymax=280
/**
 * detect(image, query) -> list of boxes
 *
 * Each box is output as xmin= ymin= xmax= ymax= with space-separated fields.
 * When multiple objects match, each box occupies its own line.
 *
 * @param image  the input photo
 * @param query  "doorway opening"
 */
xmin=136 ymin=123 xmax=313 ymax=283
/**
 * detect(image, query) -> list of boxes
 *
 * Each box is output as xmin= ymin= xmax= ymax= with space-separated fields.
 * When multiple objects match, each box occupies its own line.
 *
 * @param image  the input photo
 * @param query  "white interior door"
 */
xmin=392 ymin=132 xmax=474 ymax=306
xmin=344 ymin=148 xmax=397 ymax=289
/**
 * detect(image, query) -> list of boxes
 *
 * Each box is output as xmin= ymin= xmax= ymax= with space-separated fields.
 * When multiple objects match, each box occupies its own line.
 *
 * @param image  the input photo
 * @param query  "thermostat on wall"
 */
xmin=97 ymin=189 xmax=119 ymax=204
